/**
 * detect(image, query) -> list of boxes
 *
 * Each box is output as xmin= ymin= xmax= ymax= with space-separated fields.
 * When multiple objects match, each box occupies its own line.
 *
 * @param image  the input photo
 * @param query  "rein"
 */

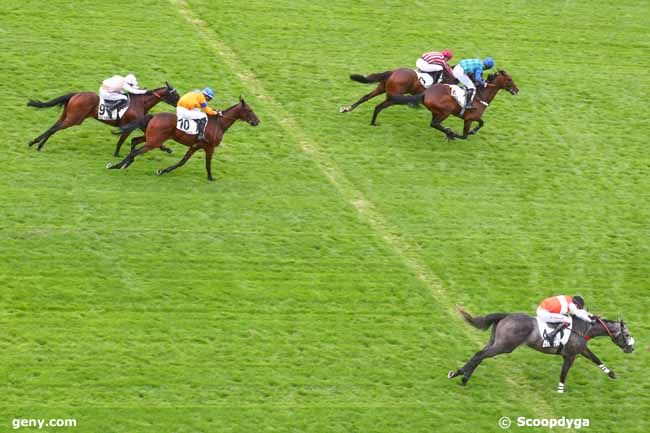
xmin=596 ymin=316 xmax=615 ymax=339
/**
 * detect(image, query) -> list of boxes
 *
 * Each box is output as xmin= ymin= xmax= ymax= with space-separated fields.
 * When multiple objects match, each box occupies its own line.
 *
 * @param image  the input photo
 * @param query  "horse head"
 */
xmin=597 ymin=317 xmax=635 ymax=353
xmin=237 ymin=96 xmax=260 ymax=126
xmin=161 ymin=82 xmax=179 ymax=107
xmin=487 ymin=70 xmax=519 ymax=95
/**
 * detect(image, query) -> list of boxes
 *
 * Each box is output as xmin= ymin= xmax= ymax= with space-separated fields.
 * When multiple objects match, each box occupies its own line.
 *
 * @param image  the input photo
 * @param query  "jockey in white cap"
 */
xmin=99 ymin=73 xmax=147 ymax=103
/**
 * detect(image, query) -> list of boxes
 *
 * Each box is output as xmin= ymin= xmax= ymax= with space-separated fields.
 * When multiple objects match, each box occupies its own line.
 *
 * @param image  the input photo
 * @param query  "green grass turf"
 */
xmin=1 ymin=0 xmax=649 ymax=432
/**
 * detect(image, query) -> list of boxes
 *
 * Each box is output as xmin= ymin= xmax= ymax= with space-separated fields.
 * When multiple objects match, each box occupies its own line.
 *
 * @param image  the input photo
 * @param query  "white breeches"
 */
xmin=99 ymin=88 xmax=127 ymax=101
xmin=537 ymin=307 xmax=569 ymax=324
xmin=176 ymin=106 xmax=207 ymax=121
xmin=452 ymin=65 xmax=475 ymax=89
xmin=416 ymin=58 xmax=443 ymax=72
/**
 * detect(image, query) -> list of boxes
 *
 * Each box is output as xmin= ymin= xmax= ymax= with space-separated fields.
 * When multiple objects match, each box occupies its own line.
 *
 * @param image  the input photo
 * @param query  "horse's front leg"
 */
xmin=204 ymin=146 xmax=216 ymax=181
xmin=469 ymin=119 xmax=484 ymax=135
xmin=459 ymin=119 xmax=473 ymax=139
xmin=581 ymin=347 xmax=616 ymax=379
xmin=156 ymin=145 xmax=199 ymax=177
xmin=114 ymin=132 xmax=130 ymax=157
xmin=558 ymin=355 xmax=576 ymax=393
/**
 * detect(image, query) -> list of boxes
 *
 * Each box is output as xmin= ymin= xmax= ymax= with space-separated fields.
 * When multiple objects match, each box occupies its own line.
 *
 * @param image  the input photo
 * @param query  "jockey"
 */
xmin=536 ymin=295 xmax=592 ymax=345
xmin=416 ymin=49 xmax=454 ymax=83
xmin=99 ymin=74 xmax=147 ymax=105
xmin=176 ymin=87 xmax=221 ymax=141
xmin=452 ymin=57 xmax=495 ymax=109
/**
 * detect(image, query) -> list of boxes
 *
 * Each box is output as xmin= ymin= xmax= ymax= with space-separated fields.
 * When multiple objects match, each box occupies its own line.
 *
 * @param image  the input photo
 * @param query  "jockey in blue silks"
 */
xmin=452 ymin=57 xmax=495 ymax=109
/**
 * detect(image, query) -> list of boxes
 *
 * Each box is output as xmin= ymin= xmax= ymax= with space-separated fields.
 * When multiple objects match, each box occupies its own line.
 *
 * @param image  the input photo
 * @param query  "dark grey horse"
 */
xmin=448 ymin=310 xmax=635 ymax=393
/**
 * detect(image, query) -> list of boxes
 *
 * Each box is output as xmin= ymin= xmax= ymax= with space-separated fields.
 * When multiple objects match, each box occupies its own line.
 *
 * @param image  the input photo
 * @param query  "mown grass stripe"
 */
xmin=171 ymin=0 xmax=562 ymax=422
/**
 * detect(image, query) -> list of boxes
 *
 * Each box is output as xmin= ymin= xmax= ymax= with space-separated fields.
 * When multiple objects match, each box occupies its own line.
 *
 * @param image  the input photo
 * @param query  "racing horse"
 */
xmin=27 ymin=82 xmax=179 ymax=156
xmin=107 ymin=97 xmax=260 ymax=181
xmin=448 ymin=310 xmax=635 ymax=393
xmin=339 ymin=67 xmax=457 ymax=125
xmin=387 ymin=70 xmax=519 ymax=140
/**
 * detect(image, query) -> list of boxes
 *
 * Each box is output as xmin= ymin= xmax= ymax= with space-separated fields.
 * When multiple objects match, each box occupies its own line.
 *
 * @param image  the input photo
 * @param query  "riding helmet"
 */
xmin=572 ymin=295 xmax=585 ymax=309
xmin=442 ymin=49 xmax=453 ymax=59
xmin=125 ymin=73 xmax=139 ymax=87
xmin=483 ymin=57 xmax=495 ymax=69
xmin=202 ymin=87 xmax=215 ymax=99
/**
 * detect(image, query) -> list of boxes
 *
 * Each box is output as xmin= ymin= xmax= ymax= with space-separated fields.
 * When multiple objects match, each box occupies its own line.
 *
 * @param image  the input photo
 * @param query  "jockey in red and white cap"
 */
xmin=416 ymin=49 xmax=454 ymax=82
xmin=537 ymin=295 xmax=592 ymax=344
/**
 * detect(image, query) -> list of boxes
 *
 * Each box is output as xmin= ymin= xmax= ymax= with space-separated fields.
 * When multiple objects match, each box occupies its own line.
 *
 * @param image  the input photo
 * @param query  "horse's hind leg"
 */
xmin=107 ymin=145 xmax=152 ymax=170
xmin=452 ymin=344 xmax=513 ymax=386
xmin=430 ymin=114 xmax=457 ymax=140
xmin=340 ymin=84 xmax=385 ymax=113
xmin=370 ymin=98 xmax=396 ymax=126
xmin=29 ymin=121 xmax=61 ymax=148
xmin=130 ymin=136 xmax=146 ymax=151
xmin=31 ymin=109 xmax=87 ymax=151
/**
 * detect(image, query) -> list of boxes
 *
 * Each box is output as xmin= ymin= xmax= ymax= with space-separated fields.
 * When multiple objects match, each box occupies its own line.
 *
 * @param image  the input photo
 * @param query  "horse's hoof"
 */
xmin=339 ymin=106 xmax=350 ymax=113
xmin=609 ymin=371 xmax=617 ymax=379
xmin=106 ymin=162 xmax=114 ymax=169
xmin=165 ymin=149 xmax=173 ymax=154
xmin=447 ymin=370 xmax=457 ymax=379
xmin=156 ymin=169 xmax=163 ymax=176
xmin=113 ymin=152 xmax=120 ymax=157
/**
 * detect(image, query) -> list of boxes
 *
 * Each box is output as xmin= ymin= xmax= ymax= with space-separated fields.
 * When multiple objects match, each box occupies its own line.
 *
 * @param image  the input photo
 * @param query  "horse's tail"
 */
xmin=350 ymin=71 xmax=392 ymax=84
xmin=387 ymin=93 xmax=424 ymax=107
xmin=113 ymin=114 xmax=153 ymax=135
xmin=27 ymin=93 xmax=75 ymax=109
xmin=460 ymin=310 xmax=508 ymax=330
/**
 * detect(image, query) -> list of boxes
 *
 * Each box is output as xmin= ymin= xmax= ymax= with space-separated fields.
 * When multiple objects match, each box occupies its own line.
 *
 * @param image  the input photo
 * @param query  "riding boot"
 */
xmin=196 ymin=118 xmax=207 ymax=141
xmin=545 ymin=322 xmax=568 ymax=345
xmin=464 ymin=89 xmax=475 ymax=109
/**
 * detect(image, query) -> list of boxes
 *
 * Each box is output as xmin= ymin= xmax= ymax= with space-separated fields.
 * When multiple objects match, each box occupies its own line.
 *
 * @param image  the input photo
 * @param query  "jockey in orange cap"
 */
xmin=536 ymin=295 xmax=592 ymax=344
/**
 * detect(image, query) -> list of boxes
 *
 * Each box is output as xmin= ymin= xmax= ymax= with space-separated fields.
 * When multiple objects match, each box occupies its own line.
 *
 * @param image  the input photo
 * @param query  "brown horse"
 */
xmin=106 ymin=97 xmax=260 ymax=181
xmin=388 ymin=70 xmax=519 ymax=140
xmin=340 ymin=67 xmax=456 ymax=125
xmin=27 ymin=83 xmax=179 ymax=155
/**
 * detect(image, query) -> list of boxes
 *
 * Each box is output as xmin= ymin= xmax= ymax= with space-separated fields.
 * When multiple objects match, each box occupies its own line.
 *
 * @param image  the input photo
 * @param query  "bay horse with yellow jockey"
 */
xmin=107 ymin=97 xmax=260 ymax=181
xmin=27 ymin=82 xmax=179 ymax=155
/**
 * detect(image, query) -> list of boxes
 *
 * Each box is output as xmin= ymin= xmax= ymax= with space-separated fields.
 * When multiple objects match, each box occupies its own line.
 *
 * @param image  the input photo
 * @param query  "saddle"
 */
xmin=98 ymin=95 xmax=130 ymax=121
xmin=537 ymin=316 xmax=573 ymax=349
xmin=415 ymin=70 xmax=442 ymax=88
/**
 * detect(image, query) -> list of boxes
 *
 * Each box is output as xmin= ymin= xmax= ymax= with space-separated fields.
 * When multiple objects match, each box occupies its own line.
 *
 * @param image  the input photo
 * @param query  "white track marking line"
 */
xmin=171 ymin=0 xmax=557 ymax=415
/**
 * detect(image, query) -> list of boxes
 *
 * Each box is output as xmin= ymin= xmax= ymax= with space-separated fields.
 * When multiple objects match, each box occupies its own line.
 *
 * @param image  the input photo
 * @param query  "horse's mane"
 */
xmin=487 ymin=70 xmax=508 ymax=82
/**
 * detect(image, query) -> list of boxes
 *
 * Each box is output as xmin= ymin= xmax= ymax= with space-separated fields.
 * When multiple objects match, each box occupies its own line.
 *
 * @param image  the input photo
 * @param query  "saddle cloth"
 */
xmin=415 ymin=70 xmax=437 ymax=88
xmin=176 ymin=117 xmax=199 ymax=135
xmin=98 ymin=96 xmax=129 ymax=121
xmin=537 ymin=316 xmax=573 ymax=348
xmin=447 ymin=85 xmax=467 ymax=107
